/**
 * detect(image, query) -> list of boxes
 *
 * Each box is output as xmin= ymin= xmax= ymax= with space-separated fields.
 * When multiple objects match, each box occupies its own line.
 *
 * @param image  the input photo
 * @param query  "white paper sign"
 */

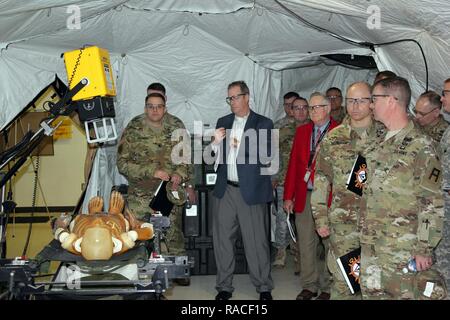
xmin=185 ymin=204 xmax=198 ymax=217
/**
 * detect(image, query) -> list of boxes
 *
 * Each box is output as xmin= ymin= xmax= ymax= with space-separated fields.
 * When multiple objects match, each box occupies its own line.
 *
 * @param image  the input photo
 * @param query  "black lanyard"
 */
xmin=312 ymin=121 xmax=331 ymax=149
xmin=308 ymin=121 xmax=331 ymax=167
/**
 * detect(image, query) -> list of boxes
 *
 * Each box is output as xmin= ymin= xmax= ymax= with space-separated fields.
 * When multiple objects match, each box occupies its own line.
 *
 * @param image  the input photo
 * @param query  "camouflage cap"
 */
xmin=413 ymin=268 xmax=448 ymax=300
xmin=165 ymin=182 xmax=187 ymax=206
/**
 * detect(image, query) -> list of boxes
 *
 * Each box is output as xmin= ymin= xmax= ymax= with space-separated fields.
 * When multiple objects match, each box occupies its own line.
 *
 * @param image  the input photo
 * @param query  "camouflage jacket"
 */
xmin=361 ymin=120 xmax=444 ymax=258
xmin=311 ymin=118 xmax=385 ymax=256
xmin=274 ymin=115 xmax=295 ymax=129
xmin=331 ymin=107 xmax=346 ymax=124
xmin=422 ymin=116 xmax=449 ymax=155
xmin=165 ymin=113 xmax=195 ymax=186
xmin=117 ymin=113 xmax=190 ymax=197
xmin=441 ymin=126 xmax=450 ymax=192
xmin=276 ymin=119 xmax=311 ymax=184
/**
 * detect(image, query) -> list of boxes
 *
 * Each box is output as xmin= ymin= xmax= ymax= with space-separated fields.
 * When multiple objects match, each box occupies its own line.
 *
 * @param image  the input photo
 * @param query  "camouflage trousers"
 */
xmin=127 ymin=193 xmax=186 ymax=256
xmin=162 ymin=205 xmax=187 ymax=256
xmin=360 ymin=244 xmax=415 ymax=299
xmin=273 ymin=186 xmax=290 ymax=249
xmin=360 ymin=244 xmax=447 ymax=300
xmin=327 ymin=247 xmax=362 ymax=300
xmin=434 ymin=194 xmax=450 ymax=295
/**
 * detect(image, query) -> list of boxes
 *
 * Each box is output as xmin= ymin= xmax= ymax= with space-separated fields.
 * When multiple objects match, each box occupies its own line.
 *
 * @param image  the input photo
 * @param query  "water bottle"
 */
xmin=402 ymin=258 xmax=417 ymax=274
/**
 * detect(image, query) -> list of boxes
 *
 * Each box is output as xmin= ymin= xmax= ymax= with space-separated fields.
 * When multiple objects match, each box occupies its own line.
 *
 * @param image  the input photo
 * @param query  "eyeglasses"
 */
xmin=327 ymin=95 xmax=342 ymax=100
xmin=309 ymin=104 xmax=327 ymax=111
xmin=145 ymin=104 xmax=165 ymax=110
xmin=226 ymin=93 xmax=247 ymax=105
xmin=292 ymin=105 xmax=309 ymax=111
xmin=414 ymin=107 xmax=439 ymax=117
xmin=370 ymin=94 xmax=399 ymax=103
xmin=442 ymin=90 xmax=450 ymax=97
xmin=345 ymin=97 xmax=371 ymax=106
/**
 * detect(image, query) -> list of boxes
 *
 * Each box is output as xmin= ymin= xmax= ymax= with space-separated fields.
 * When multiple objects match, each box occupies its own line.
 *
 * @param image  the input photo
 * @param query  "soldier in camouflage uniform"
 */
xmin=273 ymin=91 xmax=299 ymax=128
xmin=271 ymin=91 xmax=298 ymax=266
xmin=146 ymin=83 xmax=195 ymax=286
xmin=326 ymin=87 xmax=346 ymax=124
xmin=360 ymin=77 xmax=444 ymax=299
xmin=414 ymin=90 xmax=449 ymax=155
xmin=312 ymin=82 xmax=385 ymax=300
xmin=147 ymin=83 xmax=196 ymax=203
xmin=434 ymin=78 xmax=450 ymax=295
xmin=272 ymin=96 xmax=310 ymax=268
xmin=117 ymin=93 xmax=190 ymax=258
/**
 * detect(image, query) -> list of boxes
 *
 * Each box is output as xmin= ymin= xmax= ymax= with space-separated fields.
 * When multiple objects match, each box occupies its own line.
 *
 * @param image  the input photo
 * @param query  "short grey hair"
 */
xmin=309 ymin=92 xmax=330 ymax=105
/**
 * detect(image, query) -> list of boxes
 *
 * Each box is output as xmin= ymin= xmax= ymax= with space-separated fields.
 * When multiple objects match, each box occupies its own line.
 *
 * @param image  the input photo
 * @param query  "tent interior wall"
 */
xmin=1 ymin=0 xmax=448 ymax=215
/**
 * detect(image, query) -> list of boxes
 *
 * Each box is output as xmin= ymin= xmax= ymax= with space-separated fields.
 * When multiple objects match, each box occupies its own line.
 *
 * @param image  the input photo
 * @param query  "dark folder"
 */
xmin=336 ymin=247 xmax=361 ymax=294
xmin=149 ymin=180 xmax=173 ymax=216
xmin=346 ymin=154 xmax=367 ymax=196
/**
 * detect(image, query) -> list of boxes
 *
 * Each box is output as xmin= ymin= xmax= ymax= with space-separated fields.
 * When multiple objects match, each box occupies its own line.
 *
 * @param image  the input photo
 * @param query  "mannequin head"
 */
xmin=80 ymin=227 xmax=114 ymax=260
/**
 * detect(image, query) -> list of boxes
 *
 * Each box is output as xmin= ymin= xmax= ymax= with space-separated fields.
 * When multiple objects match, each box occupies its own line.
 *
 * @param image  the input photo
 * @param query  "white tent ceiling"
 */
xmin=1 ymin=0 xmax=449 ymax=129
xmin=274 ymin=0 xmax=450 ymax=93
xmin=1 ymin=0 xmax=449 ymax=208
xmin=0 ymin=0 xmax=376 ymax=130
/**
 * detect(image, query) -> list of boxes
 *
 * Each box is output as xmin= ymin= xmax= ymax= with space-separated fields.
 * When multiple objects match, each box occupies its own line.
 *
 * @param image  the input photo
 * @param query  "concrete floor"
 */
xmin=165 ymin=250 xmax=301 ymax=300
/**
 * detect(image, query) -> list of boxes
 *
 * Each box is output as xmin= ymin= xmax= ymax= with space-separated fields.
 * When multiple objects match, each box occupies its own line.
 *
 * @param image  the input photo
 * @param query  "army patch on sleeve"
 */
xmin=420 ymin=157 xmax=442 ymax=193
xmin=346 ymin=154 xmax=367 ymax=196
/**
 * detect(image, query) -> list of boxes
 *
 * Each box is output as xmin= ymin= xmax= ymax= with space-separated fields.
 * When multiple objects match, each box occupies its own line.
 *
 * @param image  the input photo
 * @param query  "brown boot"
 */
xmin=316 ymin=292 xmax=330 ymax=300
xmin=296 ymin=289 xmax=318 ymax=300
xmin=273 ymin=248 xmax=286 ymax=267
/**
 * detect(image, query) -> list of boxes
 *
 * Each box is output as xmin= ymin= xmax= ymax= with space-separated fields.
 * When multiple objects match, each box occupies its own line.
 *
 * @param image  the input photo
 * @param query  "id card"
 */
xmin=304 ymin=170 xmax=311 ymax=183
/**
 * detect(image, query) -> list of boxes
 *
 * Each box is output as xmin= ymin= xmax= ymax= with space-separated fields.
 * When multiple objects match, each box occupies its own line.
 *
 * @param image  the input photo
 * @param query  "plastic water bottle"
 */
xmin=402 ymin=258 xmax=417 ymax=274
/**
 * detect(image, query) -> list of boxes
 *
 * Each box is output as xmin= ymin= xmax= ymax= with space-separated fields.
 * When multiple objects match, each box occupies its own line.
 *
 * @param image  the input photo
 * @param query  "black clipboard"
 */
xmin=149 ymin=180 xmax=173 ymax=216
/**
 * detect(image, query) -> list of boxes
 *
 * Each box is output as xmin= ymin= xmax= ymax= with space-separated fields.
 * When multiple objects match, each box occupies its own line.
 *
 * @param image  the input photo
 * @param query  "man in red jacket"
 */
xmin=283 ymin=93 xmax=339 ymax=300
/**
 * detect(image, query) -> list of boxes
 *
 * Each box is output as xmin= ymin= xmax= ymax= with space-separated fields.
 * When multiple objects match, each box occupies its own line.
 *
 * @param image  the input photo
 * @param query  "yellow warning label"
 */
xmin=54 ymin=116 xmax=72 ymax=139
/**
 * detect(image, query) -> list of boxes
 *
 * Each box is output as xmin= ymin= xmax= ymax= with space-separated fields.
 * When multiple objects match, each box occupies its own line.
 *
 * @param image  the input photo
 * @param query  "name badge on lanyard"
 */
xmin=304 ymin=122 xmax=330 ymax=183
xmin=303 ymin=169 xmax=311 ymax=183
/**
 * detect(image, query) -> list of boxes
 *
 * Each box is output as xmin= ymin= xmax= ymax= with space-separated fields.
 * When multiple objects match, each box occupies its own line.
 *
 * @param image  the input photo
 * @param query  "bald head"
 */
xmin=347 ymin=82 xmax=371 ymax=96
xmin=346 ymin=82 xmax=372 ymax=124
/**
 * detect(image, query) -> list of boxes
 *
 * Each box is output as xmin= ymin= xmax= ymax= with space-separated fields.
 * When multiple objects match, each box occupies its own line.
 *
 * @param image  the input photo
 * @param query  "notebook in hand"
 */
xmin=149 ymin=180 xmax=174 ymax=216
xmin=336 ymin=247 xmax=361 ymax=294
xmin=346 ymin=154 xmax=367 ymax=196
